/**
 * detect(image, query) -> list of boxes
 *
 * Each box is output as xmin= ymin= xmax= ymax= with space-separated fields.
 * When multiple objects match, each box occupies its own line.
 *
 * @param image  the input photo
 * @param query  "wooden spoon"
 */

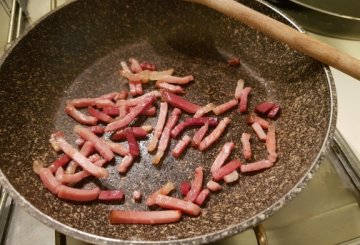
xmin=188 ymin=0 xmax=360 ymax=81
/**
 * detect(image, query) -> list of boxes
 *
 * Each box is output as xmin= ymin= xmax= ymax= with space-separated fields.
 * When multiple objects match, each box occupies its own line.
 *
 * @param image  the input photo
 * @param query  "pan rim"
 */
xmin=0 ymin=0 xmax=337 ymax=244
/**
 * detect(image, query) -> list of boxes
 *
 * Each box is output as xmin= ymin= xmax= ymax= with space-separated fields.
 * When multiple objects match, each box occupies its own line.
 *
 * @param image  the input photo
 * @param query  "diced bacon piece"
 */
xmin=227 ymin=57 xmax=241 ymax=66
xmin=57 ymin=185 xmax=100 ymax=202
xmin=125 ymin=128 xmax=140 ymax=157
xmin=251 ymin=122 xmax=267 ymax=141
xmin=255 ymin=101 xmax=275 ymax=115
xmin=239 ymin=87 xmax=252 ymax=113
xmin=89 ymin=125 xmax=105 ymax=135
xmin=193 ymin=103 xmax=215 ymax=118
xmin=114 ymin=90 xmax=128 ymax=101
xmin=158 ymin=75 xmax=194 ymax=85
xmin=194 ymin=189 xmax=210 ymax=206
xmin=212 ymin=159 xmax=241 ymax=181
xmin=135 ymin=82 xmax=143 ymax=95
xmin=267 ymin=104 xmax=281 ymax=119
xmin=223 ymin=170 xmax=239 ymax=183
xmin=65 ymin=141 xmax=95 ymax=174
xmin=210 ymin=142 xmax=235 ymax=174
xmin=87 ymin=106 xmax=113 ymax=123
xmin=98 ymin=92 xmax=118 ymax=100
xmin=171 ymin=117 xmax=218 ymax=138
xmin=94 ymin=99 xmax=116 ymax=108
xmin=61 ymin=159 xmax=107 ymax=184
xmin=117 ymin=101 xmax=127 ymax=118
xmin=153 ymin=108 xmax=181 ymax=164
xmin=133 ymin=191 xmax=142 ymax=202
xmin=105 ymin=96 xmax=156 ymax=132
xmin=213 ymin=99 xmax=238 ymax=116
xmin=117 ymin=155 xmax=134 ymax=173
xmin=33 ymin=159 xmax=44 ymax=175
xmin=122 ymin=91 xmax=161 ymax=107
xmin=74 ymin=125 xmax=114 ymax=161
xmin=111 ymin=127 xmax=148 ymax=141
xmin=155 ymin=194 xmax=201 ymax=216
xmin=109 ymin=210 xmax=181 ymax=225
xmin=148 ymin=102 xmax=168 ymax=152
xmin=206 ymin=180 xmax=222 ymax=192
xmin=49 ymin=134 xmax=61 ymax=152
xmin=120 ymin=69 xmax=174 ymax=83
xmin=99 ymin=190 xmax=124 ymax=201
xmin=162 ymin=91 xmax=200 ymax=114
xmin=179 ymin=181 xmax=191 ymax=196
xmin=234 ymin=79 xmax=244 ymax=99
xmin=198 ymin=117 xmax=231 ymax=151
xmin=129 ymin=82 xmax=137 ymax=96
xmin=48 ymin=154 xmax=71 ymax=173
xmin=65 ymin=104 xmax=98 ymax=125
xmin=129 ymin=58 xmax=142 ymax=73
xmin=68 ymin=98 xmax=96 ymax=108
xmin=103 ymin=106 xmax=120 ymax=116
xmin=38 ymin=168 xmax=61 ymax=194
xmin=52 ymin=132 xmax=108 ymax=178
xmin=105 ymin=141 xmax=129 ymax=156
xmin=246 ymin=113 xmax=269 ymax=129
xmin=172 ymin=135 xmax=191 ymax=158
xmin=241 ymin=159 xmax=274 ymax=173
xmin=140 ymin=106 xmax=156 ymax=116
xmin=140 ymin=62 xmax=156 ymax=71
xmin=155 ymin=81 xmax=185 ymax=94
xmin=266 ymin=124 xmax=278 ymax=163
xmin=146 ymin=182 xmax=175 ymax=206
xmin=55 ymin=167 xmax=64 ymax=183
xmin=75 ymin=137 xmax=85 ymax=146
xmin=192 ymin=123 xmax=209 ymax=147
xmin=184 ymin=167 xmax=204 ymax=202
xmin=241 ymin=133 xmax=252 ymax=160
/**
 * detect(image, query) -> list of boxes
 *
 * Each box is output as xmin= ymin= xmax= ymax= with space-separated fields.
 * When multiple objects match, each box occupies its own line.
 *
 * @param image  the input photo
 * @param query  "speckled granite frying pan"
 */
xmin=0 ymin=0 xmax=336 ymax=244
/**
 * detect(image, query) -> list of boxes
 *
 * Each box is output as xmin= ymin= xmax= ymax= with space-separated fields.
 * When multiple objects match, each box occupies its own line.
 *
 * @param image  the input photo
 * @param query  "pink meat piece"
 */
xmin=171 ymin=135 xmax=191 ymax=158
xmin=87 ymin=106 xmax=113 ymax=123
xmin=52 ymin=131 xmax=108 ymax=178
xmin=213 ymin=99 xmax=238 ymax=115
xmin=135 ymin=82 xmax=143 ymax=95
xmin=241 ymin=159 xmax=274 ymax=173
xmin=94 ymin=99 xmax=116 ymax=108
xmin=65 ymin=141 xmax=95 ymax=174
xmin=241 ymin=133 xmax=252 ymax=160
xmin=140 ymin=62 xmax=156 ymax=71
xmin=117 ymin=101 xmax=127 ymax=118
xmin=105 ymin=95 xmax=156 ymax=132
xmin=210 ymin=142 xmax=235 ymax=174
xmin=206 ymin=180 xmax=222 ymax=192
xmin=227 ymin=57 xmax=241 ymax=66
xmin=74 ymin=125 xmax=114 ymax=161
xmin=121 ymin=91 xmax=161 ymax=107
xmin=239 ymin=87 xmax=252 ymax=113
xmin=48 ymin=154 xmax=71 ymax=173
xmin=102 ymin=106 xmax=120 ymax=116
xmin=105 ymin=141 xmax=129 ymax=156
xmin=49 ymin=133 xmax=61 ymax=152
xmin=38 ymin=168 xmax=61 ymax=194
xmin=155 ymin=81 xmax=185 ymax=94
xmin=129 ymin=82 xmax=137 ymax=96
xmin=111 ymin=127 xmax=148 ymax=141
xmin=255 ymin=101 xmax=275 ymax=115
xmin=109 ymin=210 xmax=181 ymax=225
xmin=193 ymin=103 xmax=215 ymax=118
xmin=147 ymin=102 xmax=168 ymax=152
xmin=251 ymin=122 xmax=267 ymax=141
xmin=266 ymin=124 xmax=278 ymax=163
xmin=171 ymin=117 xmax=218 ymax=138
xmin=75 ymin=137 xmax=85 ymax=146
xmin=162 ymin=91 xmax=200 ymax=114
xmin=129 ymin=58 xmax=142 ymax=73
xmin=153 ymin=108 xmax=181 ymax=164
xmin=133 ymin=191 xmax=142 ymax=202
xmin=99 ymin=190 xmax=125 ymax=201
xmin=68 ymin=98 xmax=96 ymax=108
xmin=64 ymin=103 xmax=98 ymax=125
xmin=125 ymin=128 xmax=140 ymax=157
xmin=88 ymin=153 xmax=101 ymax=162
xmin=179 ymin=181 xmax=191 ymax=196
xmin=117 ymin=155 xmax=134 ymax=173
xmin=57 ymin=185 xmax=100 ymax=202
xmin=234 ymin=79 xmax=244 ymax=99
xmin=212 ymin=159 xmax=242 ymax=181
xmin=60 ymin=159 xmax=107 ymax=184
xmin=267 ymin=104 xmax=281 ymax=119
xmin=198 ymin=117 xmax=231 ymax=151
xmin=88 ymin=125 xmax=105 ymax=135
xmin=184 ymin=167 xmax=204 ymax=203
xmin=155 ymin=194 xmax=201 ymax=216
xmin=246 ymin=113 xmax=269 ymax=129
xmin=223 ymin=170 xmax=239 ymax=183
xmin=192 ymin=123 xmax=209 ymax=147
xmin=55 ymin=167 xmax=64 ymax=183
xmin=157 ymin=75 xmax=194 ymax=85
xmin=194 ymin=189 xmax=210 ymax=206
xmin=139 ymin=106 xmax=156 ymax=116
xmin=146 ymin=182 xmax=175 ymax=206
xmin=114 ymin=90 xmax=128 ymax=101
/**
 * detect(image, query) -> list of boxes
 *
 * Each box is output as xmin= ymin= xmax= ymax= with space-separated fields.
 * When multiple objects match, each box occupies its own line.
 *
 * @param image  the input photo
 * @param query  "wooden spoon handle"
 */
xmin=188 ymin=0 xmax=360 ymax=81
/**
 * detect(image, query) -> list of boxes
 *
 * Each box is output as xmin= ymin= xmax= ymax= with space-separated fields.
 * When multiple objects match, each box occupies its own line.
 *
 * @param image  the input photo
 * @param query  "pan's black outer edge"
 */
xmin=0 ymin=0 xmax=337 ymax=244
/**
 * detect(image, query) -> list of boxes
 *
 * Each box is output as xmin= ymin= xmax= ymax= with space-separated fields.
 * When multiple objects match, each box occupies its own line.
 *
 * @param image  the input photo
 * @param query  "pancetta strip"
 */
xmin=212 ymin=159 xmax=241 ymax=181
xmin=155 ymin=81 xmax=185 ymax=94
xmin=171 ymin=117 xmax=218 ymax=138
xmin=147 ymin=102 xmax=168 ymax=152
xmin=158 ymin=75 xmax=194 ymax=85
xmin=239 ymin=87 xmax=252 ymax=113
xmin=87 ymin=106 xmax=113 ymax=123
xmin=117 ymin=155 xmax=134 ymax=173
xmin=111 ymin=127 xmax=149 ymax=141
xmin=234 ymin=79 xmax=244 ymax=99
xmin=266 ymin=124 xmax=277 ymax=163
xmin=109 ymin=210 xmax=181 ymax=225
xmin=38 ymin=168 xmax=61 ymax=194
xmin=210 ymin=142 xmax=235 ymax=174
xmin=206 ymin=180 xmax=222 ymax=192
xmin=162 ymin=91 xmax=200 ymax=114
xmin=65 ymin=141 xmax=95 ymax=174
xmin=121 ymin=91 xmax=161 ymax=107
xmin=60 ymin=159 xmax=107 ymax=184
xmin=129 ymin=58 xmax=142 ymax=73
xmin=184 ymin=167 xmax=204 ymax=203
xmin=155 ymin=194 xmax=201 ymax=216
xmin=213 ymin=99 xmax=238 ymax=116
xmin=193 ymin=103 xmax=215 ymax=118
xmin=240 ymin=159 xmax=274 ymax=173
xmin=198 ymin=117 xmax=231 ymax=151
xmin=125 ymin=128 xmax=140 ymax=157
xmin=223 ymin=170 xmax=239 ymax=183
xmin=48 ymin=154 xmax=71 ymax=173
xmin=246 ymin=113 xmax=269 ymax=129
xmin=105 ymin=141 xmax=129 ymax=156
xmin=65 ymin=104 xmax=98 ymax=125
xmin=146 ymin=182 xmax=175 ymax=206
xmin=194 ymin=189 xmax=210 ymax=206
xmin=99 ymin=190 xmax=124 ymax=201
xmin=251 ymin=122 xmax=267 ymax=141
xmin=171 ymin=135 xmax=191 ymax=158
xmin=94 ymin=99 xmax=116 ymax=108
xmin=57 ymin=185 xmax=100 ymax=202
xmin=241 ymin=133 xmax=252 ymax=160
xmin=191 ymin=123 xmax=209 ymax=147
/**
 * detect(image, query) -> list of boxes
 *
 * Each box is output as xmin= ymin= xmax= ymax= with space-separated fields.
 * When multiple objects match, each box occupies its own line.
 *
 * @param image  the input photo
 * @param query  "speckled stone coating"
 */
xmin=0 ymin=0 xmax=336 ymax=244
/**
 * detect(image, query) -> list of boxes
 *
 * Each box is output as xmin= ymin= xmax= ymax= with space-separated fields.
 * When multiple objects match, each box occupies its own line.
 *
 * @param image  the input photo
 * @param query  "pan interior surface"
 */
xmin=0 ymin=0 xmax=335 ymax=243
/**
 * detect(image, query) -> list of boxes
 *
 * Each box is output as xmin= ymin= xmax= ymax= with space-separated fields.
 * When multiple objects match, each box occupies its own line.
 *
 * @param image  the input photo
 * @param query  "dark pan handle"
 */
xmin=254 ymin=224 xmax=269 ymax=245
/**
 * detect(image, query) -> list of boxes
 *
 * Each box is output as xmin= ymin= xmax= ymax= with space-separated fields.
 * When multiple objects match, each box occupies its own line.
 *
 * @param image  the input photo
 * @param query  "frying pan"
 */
xmin=0 ymin=0 xmax=336 ymax=244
